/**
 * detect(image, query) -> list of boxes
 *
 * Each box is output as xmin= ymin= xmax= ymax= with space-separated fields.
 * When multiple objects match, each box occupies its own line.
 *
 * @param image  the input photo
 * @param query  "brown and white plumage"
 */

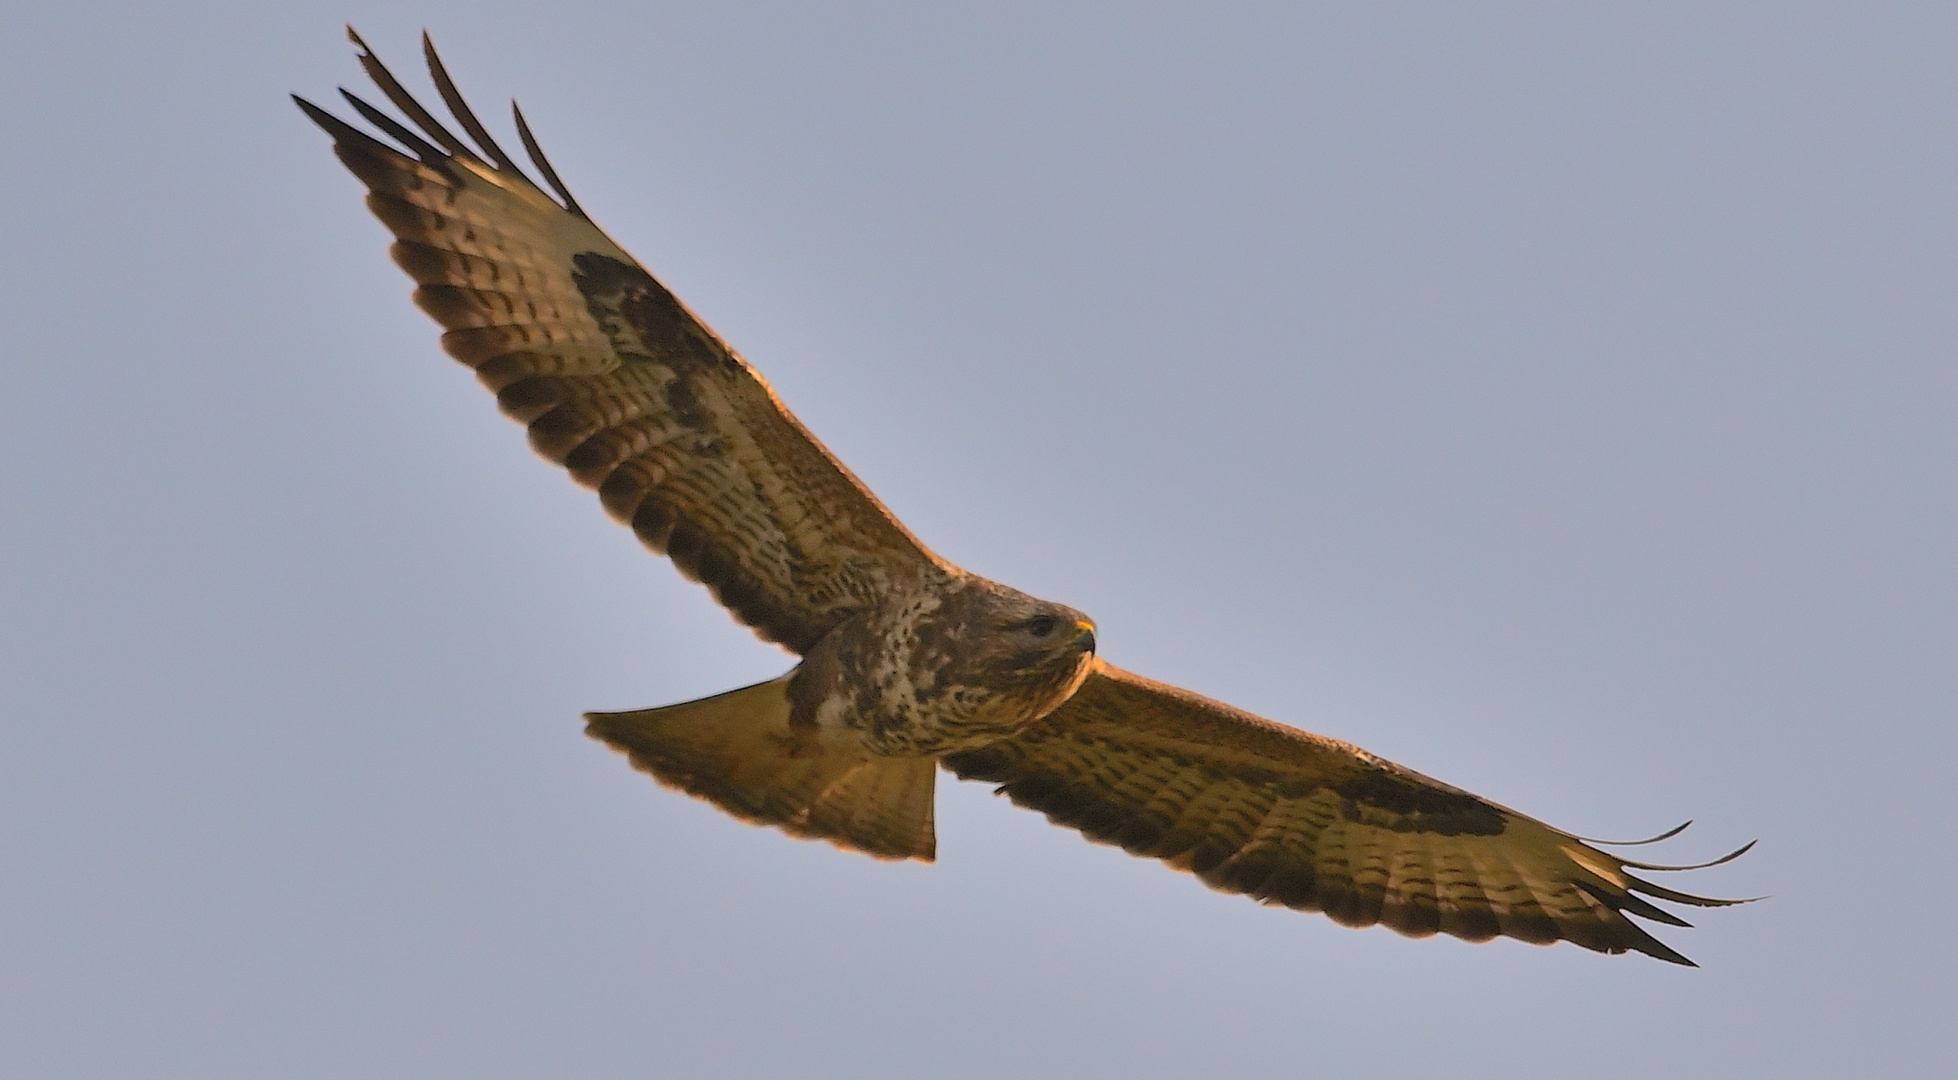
xmin=301 ymin=30 xmax=950 ymax=654
xmin=947 ymin=664 xmax=1749 ymax=965
xmin=297 ymin=30 xmax=1751 ymax=966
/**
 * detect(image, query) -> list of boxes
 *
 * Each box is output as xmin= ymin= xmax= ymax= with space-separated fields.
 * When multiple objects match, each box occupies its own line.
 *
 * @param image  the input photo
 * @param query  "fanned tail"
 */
xmin=586 ymin=674 xmax=937 ymax=861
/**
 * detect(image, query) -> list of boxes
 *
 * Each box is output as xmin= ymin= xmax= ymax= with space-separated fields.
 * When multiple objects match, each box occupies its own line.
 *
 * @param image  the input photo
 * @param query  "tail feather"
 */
xmin=585 ymin=674 xmax=937 ymax=861
xmin=799 ymin=757 xmax=939 ymax=860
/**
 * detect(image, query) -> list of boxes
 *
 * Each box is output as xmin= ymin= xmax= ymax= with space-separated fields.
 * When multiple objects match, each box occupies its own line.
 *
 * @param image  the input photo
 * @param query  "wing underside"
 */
xmin=945 ymin=662 xmax=1751 ymax=964
xmin=300 ymin=32 xmax=1749 ymax=964
xmin=296 ymin=29 xmax=947 ymax=654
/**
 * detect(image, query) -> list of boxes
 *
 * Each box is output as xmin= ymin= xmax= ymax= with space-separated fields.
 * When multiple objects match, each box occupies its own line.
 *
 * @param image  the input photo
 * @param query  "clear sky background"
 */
xmin=4 ymin=2 xmax=1952 ymax=1076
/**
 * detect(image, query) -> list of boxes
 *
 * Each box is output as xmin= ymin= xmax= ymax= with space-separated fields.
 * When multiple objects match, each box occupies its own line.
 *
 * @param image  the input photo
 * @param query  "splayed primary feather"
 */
xmin=296 ymin=30 xmax=1753 ymax=966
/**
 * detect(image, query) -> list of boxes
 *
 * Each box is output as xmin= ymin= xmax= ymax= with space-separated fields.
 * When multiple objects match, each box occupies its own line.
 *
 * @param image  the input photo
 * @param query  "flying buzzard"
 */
xmin=296 ymin=30 xmax=1750 ymax=966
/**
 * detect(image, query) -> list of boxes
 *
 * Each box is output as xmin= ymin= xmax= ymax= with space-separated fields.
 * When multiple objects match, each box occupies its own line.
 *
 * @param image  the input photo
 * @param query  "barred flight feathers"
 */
xmin=299 ymin=31 xmax=1751 ymax=966
xmin=944 ymin=663 xmax=1752 ymax=965
xmin=295 ymin=29 xmax=948 ymax=654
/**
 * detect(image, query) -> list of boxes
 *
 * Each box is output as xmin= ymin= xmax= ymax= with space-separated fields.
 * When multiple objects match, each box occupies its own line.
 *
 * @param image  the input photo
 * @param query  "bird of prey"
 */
xmin=296 ymin=29 xmax=1750 ymax=965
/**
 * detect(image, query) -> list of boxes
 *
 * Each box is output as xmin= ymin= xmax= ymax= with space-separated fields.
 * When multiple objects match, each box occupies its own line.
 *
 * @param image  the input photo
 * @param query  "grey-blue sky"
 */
xmin=2 ymin=2 xmax=1951 ymax=1076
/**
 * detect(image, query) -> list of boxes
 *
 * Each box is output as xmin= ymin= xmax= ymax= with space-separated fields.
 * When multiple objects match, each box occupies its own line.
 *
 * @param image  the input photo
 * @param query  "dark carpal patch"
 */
xmin=571 ymin=252 xmax=738 ymax=374
xmin=662 ymin=376 xmax=712 ymax=431
xmin=1332 ymin=773 xmax=1506 ymax=837
xmin=300 ymin=37 xmax=1747 ymax=959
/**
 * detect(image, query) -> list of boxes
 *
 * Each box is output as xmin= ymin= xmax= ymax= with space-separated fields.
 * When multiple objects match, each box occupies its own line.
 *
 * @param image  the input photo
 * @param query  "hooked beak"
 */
xmin=1074 ymin=620 xmax=1097 ymax=655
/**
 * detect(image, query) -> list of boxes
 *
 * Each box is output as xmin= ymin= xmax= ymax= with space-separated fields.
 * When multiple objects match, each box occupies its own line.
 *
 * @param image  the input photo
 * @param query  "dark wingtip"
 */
xmin=291 ymin=92 xmax=338 ymax=132
xmin=512 ymin=99 xmax=588 ymax=218
xmin=420 ymin=29 xmax=526 ymax=177
xmin=1580 ymin=820 xmax=1693 ymax=847
xmin=1623 ymin=866 xmax=1763 ymax=909
xmin=338 ymin=89 xmax=447 ymax=165
xmin=1599 ymin=901 xmax=1700 ymax=966
xmin=1642 ymin=938 xmax=1699 ymax=967
xmin=1618 ymin=838 xmax=1757 ymax=873
xmin=348 ymin=27 xmax=482 ymax=166
xmin=293 ymin=93 xmax=390 ymax=155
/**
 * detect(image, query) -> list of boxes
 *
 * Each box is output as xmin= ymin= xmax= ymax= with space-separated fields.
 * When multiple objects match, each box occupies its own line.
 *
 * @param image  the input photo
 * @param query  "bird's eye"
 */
xmin=1026 ymin=615 xmax=1058 ymax=637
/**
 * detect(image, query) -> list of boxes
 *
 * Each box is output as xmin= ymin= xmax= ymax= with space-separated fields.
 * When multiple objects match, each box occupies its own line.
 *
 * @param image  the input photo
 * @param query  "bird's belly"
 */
xmin=857 ymin=697 xmax=1041 ymax=758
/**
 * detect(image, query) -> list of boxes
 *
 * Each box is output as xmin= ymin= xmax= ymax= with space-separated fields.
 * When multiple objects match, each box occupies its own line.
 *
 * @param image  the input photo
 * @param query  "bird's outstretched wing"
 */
xmin=296 ymin=29 xmax=948 ymax=654
xmin=945 ymin=662 xmax=1751 ymax=964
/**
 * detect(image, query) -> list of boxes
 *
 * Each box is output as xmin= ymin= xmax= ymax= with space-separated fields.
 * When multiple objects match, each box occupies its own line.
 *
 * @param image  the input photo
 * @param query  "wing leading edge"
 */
xmin=300 ymin=31 xmax=1752 ymax=964
xmin=295 ymin=28 xmax=948 ymax=654
xmin=946 ymin=662 xmax=1753 ymax=965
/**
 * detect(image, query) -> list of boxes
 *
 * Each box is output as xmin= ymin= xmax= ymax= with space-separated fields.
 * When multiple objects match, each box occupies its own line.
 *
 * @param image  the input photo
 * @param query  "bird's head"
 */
xmin=928 ymin=580 xmax=1098 ymax=727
